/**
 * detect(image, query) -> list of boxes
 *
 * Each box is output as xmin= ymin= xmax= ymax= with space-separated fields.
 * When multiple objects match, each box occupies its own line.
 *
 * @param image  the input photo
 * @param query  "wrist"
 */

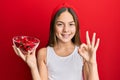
xmin=85 ymin=60 xmax=97 ymax=66
xmin=87 ymin=55 xmax=97 ymax=65
xmin=30 ymin=66 xmax=38 ymax=72
xmin=87 ymin=62 xmax=98 ymax=68
xmin=29 ymin=64 xmax=38 ymax=70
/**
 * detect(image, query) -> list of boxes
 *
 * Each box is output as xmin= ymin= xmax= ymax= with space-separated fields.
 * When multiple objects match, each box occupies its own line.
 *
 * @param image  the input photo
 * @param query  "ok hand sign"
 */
xmin=78 ymin=31 xmax=100 ymax=64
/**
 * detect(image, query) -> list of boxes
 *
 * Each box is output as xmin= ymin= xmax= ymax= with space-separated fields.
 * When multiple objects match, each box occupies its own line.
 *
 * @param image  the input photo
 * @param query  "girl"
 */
xmin=13 ymin=3 xmax=100 ymax=80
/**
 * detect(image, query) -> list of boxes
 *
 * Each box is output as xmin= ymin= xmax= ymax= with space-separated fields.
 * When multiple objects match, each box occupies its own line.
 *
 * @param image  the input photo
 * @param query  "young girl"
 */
xmin=13 ymin=3 xmax=100 ymax=80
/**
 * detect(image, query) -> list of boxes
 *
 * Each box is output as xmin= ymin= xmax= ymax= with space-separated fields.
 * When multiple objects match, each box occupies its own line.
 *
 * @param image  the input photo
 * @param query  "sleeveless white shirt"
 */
xmin=46 ymin=46 xmax=83 ymax=80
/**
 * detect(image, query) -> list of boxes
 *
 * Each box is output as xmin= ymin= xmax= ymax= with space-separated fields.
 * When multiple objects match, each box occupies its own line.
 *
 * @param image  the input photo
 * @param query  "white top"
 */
xmin=46 ymin=46 xmax=83 ymax=80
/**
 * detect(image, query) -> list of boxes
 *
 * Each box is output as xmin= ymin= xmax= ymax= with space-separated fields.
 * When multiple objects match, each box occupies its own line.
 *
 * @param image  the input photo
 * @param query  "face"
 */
xmin=55 ymin=11 xmax=76 ymax=43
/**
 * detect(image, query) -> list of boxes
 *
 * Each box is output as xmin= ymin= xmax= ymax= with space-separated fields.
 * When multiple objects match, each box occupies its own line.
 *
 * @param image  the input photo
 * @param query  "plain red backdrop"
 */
xmin=0 ymin=0 xmax=120 ymax=80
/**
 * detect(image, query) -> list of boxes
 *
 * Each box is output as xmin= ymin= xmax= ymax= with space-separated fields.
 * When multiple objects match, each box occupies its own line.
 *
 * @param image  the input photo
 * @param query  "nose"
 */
xmin=63 ymin=24 xmax=69 ymax=32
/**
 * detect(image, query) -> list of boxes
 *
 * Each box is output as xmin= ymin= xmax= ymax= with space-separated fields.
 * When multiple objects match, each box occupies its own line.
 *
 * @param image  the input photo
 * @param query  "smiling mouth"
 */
xmin=61 ymin=34 xmax=71 ymax=38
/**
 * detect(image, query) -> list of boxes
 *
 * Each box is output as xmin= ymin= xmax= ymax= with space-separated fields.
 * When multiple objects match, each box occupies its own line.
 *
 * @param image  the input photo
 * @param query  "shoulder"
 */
xmin=37 ymin=47 xmax=47 ymax=63
xmin=38 ymin=47 xmax=47 ymax=56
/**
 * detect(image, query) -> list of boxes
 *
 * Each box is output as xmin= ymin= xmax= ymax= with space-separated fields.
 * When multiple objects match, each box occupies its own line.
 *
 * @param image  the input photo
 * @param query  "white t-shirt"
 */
xmin=46 ymin=46 xmax=83 ymax=80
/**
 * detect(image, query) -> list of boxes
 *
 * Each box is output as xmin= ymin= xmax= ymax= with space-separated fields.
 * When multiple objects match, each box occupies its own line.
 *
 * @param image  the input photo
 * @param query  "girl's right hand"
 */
xmin=12 ymin=45 xmax=38 ymax=69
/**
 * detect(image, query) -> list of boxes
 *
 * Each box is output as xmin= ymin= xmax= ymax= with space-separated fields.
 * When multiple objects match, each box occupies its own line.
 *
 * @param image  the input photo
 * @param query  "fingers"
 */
xmin=86 ymin=31 xmax=100 ymax=50
xmin=91 ymin=33 xmax=96 ymax=47
xmin=86 ymin=31 xmax=90 ymax=45
xmin=95 ymin=38 xmax=100 ymax=50
xmin=78 ymin=43 xmax=88 ymax=60
xmin=32 ymin=48 xmax=36 ymax=55
xmin=79 ymin=43 xmax=88 ymax=54
xmin=16 ymin=48 xmax=26 ymax=61
xmin=79 ymin=43 xmax=88 ymax=50
xmin=12 ymin=45 xmax=19 ymax=56
xmin=12 ymin=45 xmax=26 ymax=61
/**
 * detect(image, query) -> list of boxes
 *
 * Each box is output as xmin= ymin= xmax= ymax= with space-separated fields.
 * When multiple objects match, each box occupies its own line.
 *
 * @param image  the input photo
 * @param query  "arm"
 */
xmin=31 ymin=66 xmax=41 ymax=80
xmin=83 ymin=60 xmax=99 ymax=80
xmin=83 ymin=60 xmax=89 ymax=80
xmin=12 ymin=45 xmax=41 ymax=80
xmin=79 ymin=31 xmax=100 ymax=80
xmin=87 ymin=62 xmax=99 ymax=80
xmin=37 ymin=48 xmax=48 ymax=80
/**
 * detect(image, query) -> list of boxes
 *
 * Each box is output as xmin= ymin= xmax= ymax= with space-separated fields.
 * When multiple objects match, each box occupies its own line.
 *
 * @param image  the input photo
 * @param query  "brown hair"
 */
xmin=47 ymin=7 xmax=81 ymax=47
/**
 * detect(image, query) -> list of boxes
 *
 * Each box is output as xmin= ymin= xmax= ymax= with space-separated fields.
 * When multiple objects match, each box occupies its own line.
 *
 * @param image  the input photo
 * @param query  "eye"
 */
xmin=56 ymin=23 xmax=63 ymax=27
xmin=69 ymin=23 xmax=75 ymax=26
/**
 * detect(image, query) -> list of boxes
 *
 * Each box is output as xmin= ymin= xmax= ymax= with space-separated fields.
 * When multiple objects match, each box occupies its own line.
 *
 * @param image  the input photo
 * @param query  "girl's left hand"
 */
xmin=78 ymin=31 xmax=100 ymax=64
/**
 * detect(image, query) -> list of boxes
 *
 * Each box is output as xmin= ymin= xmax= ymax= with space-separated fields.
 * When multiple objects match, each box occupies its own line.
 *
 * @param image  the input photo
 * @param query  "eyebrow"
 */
xmin=56 ymin=21 xmax=75 ymax=23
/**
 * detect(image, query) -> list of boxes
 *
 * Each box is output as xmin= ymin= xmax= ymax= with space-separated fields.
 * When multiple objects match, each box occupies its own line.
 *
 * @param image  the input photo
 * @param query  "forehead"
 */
xmin=56 ymin=11 xmax=74 ymax=22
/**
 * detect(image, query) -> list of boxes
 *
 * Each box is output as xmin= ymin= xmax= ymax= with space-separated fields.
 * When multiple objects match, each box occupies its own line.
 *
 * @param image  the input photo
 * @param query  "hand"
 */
xmin=78 ymin=31 xmax=100 ymax=64
xmin=12 ymin=45 xmax=38 ymax=69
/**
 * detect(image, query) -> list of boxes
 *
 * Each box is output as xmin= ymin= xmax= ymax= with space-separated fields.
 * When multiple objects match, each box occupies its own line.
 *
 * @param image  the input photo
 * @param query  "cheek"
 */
xmin=71 ymin=27 xmax=76 ymax=33
xmin=55 ymin=27 xmax=62 ymax=33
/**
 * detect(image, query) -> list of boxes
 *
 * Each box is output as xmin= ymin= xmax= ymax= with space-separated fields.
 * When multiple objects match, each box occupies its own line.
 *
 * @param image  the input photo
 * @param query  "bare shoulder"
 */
xmin=37 ymin=47 xmax=47 ymax=56
xmin=37 ymin=47 xmax=47 ymax=63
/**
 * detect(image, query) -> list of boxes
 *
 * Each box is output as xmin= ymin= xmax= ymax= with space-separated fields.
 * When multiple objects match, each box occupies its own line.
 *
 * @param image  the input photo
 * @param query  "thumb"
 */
xmin=12 ymin=45 xmax=20 ymax=56
xmin=31 ymin=48 xmax=36 ymax=56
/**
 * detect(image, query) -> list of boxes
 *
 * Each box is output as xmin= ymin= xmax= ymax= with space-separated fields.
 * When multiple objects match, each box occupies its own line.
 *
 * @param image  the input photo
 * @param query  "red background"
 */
xmin=0 ymin=0 xmax=120 ymax=80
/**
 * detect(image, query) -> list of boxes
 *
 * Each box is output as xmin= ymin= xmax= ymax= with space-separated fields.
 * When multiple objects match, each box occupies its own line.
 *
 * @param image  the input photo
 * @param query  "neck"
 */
xmin=54 ymin=41 xmax=75 ymax=49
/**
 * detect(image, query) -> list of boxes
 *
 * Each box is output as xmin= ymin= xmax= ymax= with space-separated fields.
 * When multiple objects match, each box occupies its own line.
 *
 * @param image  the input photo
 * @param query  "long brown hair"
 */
xmin=47 ymin=7 xmax=81 ymax=47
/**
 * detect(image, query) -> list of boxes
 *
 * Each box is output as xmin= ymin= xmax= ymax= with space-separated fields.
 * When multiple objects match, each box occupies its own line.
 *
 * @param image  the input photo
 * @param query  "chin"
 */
xmin=60 ymin=38 xmax=72 ymax=43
